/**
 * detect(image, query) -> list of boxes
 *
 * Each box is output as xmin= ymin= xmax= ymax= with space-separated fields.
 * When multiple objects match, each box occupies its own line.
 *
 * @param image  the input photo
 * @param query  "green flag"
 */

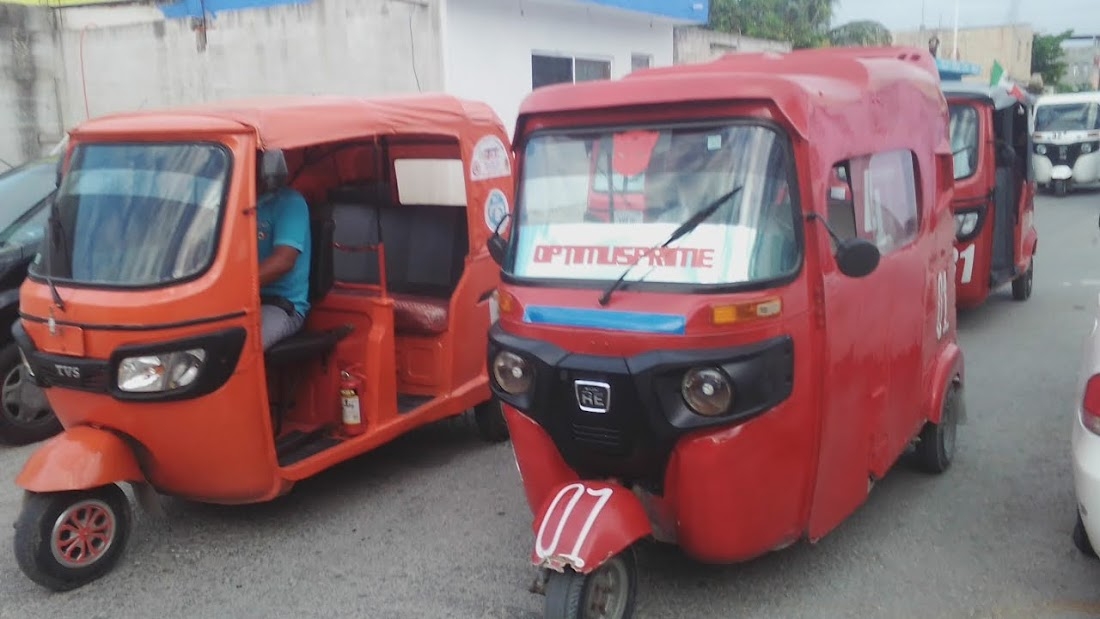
xmin=990 ymin=60 xmax=1005 ymax=86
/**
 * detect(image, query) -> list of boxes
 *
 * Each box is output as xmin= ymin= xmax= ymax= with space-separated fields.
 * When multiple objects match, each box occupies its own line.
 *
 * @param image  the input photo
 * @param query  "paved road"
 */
xmin=2 ymin=193 xmax=1100 ymax=619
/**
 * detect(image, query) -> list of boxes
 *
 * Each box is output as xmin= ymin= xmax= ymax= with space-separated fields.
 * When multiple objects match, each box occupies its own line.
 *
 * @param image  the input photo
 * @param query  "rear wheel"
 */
xmin=1011 ymin=259 xmax=1034 ymax=302
xmin=544 ymin=550 xmax=638 ymax=619
xmin=0 ymin=342 xmax=60 ymax=445
xmin=914 ymin=381 xmax=961 ymax=474
xmin=1073 ymin=512 xmax=1098 ymax=559
xmin=13 ymin=484 xmax=133 ymax=591
xmin=473 ymin=398 xmax=509 ymax=443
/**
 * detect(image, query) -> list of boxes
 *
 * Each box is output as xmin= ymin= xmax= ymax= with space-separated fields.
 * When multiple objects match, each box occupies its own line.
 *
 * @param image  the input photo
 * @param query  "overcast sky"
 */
xmin=831 ymin=0 xmax=1100 ymax=35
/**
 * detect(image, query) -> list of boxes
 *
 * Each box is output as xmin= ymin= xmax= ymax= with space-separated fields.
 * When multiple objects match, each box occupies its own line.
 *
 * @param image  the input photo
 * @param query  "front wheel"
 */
xmin=1054 ymin=179 xmax=1068 ymax=197
xmin=13 ymin=484 xmax=133 ymax=591
xmin=473 ymin=398 xmax=509 ymax=443
xmin=544 ymin=550 xmax=638 ymax=619
xmin=914 ymin=381 xmax=961 ymax=474
xmin=1012 ymin=259 xmax=1034 ymax=302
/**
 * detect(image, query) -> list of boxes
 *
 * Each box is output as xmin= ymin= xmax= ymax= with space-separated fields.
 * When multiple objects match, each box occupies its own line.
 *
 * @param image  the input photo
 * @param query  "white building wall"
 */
xmin=443 ymin=0 xmax=676 ymax=136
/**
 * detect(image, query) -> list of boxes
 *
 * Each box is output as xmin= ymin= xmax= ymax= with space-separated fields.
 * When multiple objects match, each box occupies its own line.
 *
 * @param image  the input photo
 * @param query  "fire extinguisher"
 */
xmin=340 ymin=369 xmax=365 ymax=436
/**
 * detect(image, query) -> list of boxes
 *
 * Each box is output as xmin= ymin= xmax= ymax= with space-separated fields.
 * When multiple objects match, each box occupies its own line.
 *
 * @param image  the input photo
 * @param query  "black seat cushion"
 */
xmin=264 ymin=324 xmax=353 ymax=368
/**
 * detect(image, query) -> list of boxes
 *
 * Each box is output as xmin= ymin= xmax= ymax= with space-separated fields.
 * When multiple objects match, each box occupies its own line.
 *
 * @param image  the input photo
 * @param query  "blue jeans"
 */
xmin=261 ymin=304 xmax=305 ymax=350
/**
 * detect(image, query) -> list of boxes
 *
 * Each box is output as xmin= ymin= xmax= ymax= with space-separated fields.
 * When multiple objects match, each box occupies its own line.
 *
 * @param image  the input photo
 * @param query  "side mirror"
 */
xmin=487 ymin=212 xmax=511 ymax=266
xmin=488 ymin=234 xmax=507 ymax=266
xmin=835 ymin=237 xmax=880 ymax=278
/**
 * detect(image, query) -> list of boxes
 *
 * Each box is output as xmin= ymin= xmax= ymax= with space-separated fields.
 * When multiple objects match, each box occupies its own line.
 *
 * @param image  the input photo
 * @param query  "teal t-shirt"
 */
xmin=257 ymin=187 xmax=311 ymax=316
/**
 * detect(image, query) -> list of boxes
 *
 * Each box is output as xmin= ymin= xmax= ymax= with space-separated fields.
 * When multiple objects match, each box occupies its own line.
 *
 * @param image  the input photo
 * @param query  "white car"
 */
xmin=1072 ymin=290 xmax=1100 ymax=559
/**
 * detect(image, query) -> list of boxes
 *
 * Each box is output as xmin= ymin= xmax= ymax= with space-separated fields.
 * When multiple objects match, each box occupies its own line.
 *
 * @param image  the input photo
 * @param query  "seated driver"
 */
xmin=256 ymin=152 xmax=312 ymax=350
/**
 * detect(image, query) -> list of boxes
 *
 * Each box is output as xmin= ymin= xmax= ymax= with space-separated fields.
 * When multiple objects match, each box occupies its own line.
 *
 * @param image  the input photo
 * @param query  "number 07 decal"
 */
xmin=534 ymin=483 xmax=614 ymax=569
xmin=935 ymin=269 xmax=949 ymax=340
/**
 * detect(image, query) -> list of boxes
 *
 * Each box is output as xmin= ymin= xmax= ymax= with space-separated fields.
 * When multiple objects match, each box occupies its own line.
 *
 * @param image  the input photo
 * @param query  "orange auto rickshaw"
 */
xmin=486 ymin=47 xmax=965 ymax=617
xmin=942 ymin=81 xmax=1038 ymax=308
xmin=10 ymin=94 xmax=512 ymax=591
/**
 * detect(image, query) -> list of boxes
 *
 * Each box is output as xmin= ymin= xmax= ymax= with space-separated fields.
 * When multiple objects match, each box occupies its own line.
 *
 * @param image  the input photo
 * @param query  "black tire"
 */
xmin=473 ymin=398 xmax=509 ymax=443
xmin=544 ymin=550 xmax=638 ymax=619
xmin=1054 ymin=179 xmax=1068 ymax=197
xmin=1073 ymin=512 xmax=1098 ymax=559
xmin=1011 ymin=259 xmax=1033 ymax=302
xmin=914 ymin=381 xmax=961 ymax=474
xmin=13 ymin=484 xmax=133 ymax=592
xmin=0 ymin=341 xmax=60 ymax=446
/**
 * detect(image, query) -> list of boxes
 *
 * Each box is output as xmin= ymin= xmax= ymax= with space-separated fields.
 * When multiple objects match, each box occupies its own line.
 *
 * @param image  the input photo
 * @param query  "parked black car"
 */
xmin=0 ymin=157 xmax=61 ymax=444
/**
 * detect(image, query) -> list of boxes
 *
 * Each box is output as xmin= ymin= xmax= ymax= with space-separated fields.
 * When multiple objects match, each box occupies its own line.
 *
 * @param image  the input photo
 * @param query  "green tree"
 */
xmin=828 ymin=20 xmax=893 ymax=47
xmin=709 ymin=0 xmax=837 ymax=49
xmin=1032 ymin=29 xmax=1073 ymax=87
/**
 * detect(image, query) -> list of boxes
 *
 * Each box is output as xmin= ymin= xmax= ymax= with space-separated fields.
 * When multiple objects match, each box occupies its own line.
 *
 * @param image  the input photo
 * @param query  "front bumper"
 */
xmin=488 ymin=324 xmax=795 ymax=493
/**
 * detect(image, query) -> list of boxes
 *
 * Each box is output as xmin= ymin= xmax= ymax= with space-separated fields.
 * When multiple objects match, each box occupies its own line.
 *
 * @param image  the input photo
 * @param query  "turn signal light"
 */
xmin=711 ymin=298 xmax=782 ymax=325
xmin=496 ymin=290 xmax=517 ymax=315
xmin=1082 ymin=375 xmax=1100 ymax=436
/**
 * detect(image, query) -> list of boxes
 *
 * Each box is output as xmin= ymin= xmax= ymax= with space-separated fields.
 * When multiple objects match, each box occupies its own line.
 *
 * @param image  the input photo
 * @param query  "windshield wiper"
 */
xmin=597 ymin=185 xmax=743 ymax=307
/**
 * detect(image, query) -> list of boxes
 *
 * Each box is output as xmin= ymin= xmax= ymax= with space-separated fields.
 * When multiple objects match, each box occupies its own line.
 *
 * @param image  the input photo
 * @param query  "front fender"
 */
xmin=15 ymin=426 xmax=145 ymax=493
xmin=532 ymin=481 xmax=652 ymax=574
xmin=927 ymin=341 xmax=965 ymax=425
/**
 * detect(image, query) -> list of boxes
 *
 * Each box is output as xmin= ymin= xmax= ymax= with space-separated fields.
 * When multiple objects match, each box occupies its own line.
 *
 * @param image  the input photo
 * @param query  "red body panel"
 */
xmin=500 ymin=46 xmax=965 ymax=572
xmin=16 ymin=426 xmax=145 ymax=493
xmin=947 ymin=96 xmax=1038 ymax=309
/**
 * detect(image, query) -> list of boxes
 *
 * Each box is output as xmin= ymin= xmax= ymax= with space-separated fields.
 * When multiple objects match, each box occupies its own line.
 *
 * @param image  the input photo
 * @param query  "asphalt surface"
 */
xmin=2 ymin=193 xmax=1100 ymax=619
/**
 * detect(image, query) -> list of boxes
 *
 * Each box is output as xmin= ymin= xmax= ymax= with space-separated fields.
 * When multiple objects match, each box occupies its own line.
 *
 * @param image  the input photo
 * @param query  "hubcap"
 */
xmin=50 ymin=499 xmax=117 ymax=569
xmin=582 ymin=558 xmax=630 ymax=619
xmin=2 ymin=364 xmax=51 ymax=425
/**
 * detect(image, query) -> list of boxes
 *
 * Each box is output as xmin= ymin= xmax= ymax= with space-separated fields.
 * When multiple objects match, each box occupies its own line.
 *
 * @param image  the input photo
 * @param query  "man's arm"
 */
xmin=259 ymin=191 xmax=310 ymax=287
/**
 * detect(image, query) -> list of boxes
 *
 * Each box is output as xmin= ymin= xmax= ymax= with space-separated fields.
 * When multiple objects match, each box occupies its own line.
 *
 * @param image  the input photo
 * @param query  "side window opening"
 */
xmin=827 ymin=162 xmax=857 ymax=246
xmin=845 ymin=149 xmax=920 ymax=257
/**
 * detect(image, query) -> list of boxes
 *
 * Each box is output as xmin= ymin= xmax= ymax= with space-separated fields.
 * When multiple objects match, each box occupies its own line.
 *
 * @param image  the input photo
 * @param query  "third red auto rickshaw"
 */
xmin=943 ymin=81 xmax=1038 ymax=308
xmin=10 ymin=94 xmax=511 ymax=591
xmin=486 ymin=47 xmax=965 ymax=617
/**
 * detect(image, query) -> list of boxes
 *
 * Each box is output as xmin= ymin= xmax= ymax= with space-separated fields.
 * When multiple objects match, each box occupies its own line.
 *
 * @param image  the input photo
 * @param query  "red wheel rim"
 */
xmin=50 ymin=499 xmax=117 ymax=569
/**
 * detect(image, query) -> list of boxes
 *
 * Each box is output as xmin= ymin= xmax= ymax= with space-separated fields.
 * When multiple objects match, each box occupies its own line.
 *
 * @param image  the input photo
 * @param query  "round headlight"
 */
xmin=492 ymin=351 xmax=533 ymax=395
xmin=955 ymin=211 xmax=979 ymax=238
xmin=1084 ymin=143 xmax=1095 ymax=154
xmin=1036 ymin=144 xmax=1048 ymax=156
xmin=681 ymin=367 xmax=733 ymax=417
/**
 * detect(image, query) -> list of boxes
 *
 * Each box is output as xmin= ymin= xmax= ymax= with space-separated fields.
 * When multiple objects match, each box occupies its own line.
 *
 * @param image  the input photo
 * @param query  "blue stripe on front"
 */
xmin=523 ymin=306 xmax=686 ymax=335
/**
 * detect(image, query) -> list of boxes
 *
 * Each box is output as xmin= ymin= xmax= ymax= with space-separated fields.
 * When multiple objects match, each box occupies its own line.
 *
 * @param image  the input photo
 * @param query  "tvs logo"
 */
xmin=54 ymin=364 xmax=80 ymax=379
xmin=574 ymin=380 xmax=610 ymax=414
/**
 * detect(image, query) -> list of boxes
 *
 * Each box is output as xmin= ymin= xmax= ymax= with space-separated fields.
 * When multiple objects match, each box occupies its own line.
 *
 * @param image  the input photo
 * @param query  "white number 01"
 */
xmin=952 ymin=244 xmax=976 ymax=284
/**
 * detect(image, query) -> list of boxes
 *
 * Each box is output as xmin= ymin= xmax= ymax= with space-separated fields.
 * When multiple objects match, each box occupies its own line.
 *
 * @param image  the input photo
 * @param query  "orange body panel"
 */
xmin=16 ymin=426 xmax=144 ymax=493
xmin=15 ymin=95 xmax=512 ymax=504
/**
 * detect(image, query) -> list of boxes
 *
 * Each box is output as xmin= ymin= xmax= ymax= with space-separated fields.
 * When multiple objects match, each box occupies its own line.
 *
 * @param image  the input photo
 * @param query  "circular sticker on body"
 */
xmin=485 ymin=189 xmax=510 ymax=233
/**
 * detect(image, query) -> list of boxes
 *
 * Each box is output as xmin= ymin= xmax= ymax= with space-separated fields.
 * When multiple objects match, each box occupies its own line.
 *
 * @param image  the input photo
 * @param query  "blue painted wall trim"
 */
xmin=936 ymin=58 xmax=982 ymax=82
xmin=157 ymin=0 xmax=310 ymax=19
xmin=579 ymin=0 xmax=709 ymax=23
xmin=158 ymin=0 xmax=709 ymax=23
xmin=523 ymin=306 xmax=687 ymax=335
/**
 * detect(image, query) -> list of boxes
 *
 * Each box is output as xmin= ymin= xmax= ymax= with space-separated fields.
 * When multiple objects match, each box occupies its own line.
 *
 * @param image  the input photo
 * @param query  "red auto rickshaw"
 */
xmin=486 ymin=47 xmax=965 ymax=617
xmin=10 ymin=94 xmax=512 ymax=591
xmin=943 ymin=81 xmax=1038 ymax=308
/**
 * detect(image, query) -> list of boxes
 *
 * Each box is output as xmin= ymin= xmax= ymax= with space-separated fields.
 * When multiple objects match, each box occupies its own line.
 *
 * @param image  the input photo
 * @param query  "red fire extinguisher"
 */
xmin=340 ymin=369 xmax=366 ymax=436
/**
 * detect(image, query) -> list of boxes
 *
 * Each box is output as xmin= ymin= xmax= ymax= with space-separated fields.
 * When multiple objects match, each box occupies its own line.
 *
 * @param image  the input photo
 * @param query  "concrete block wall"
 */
xmin=0 ymin=0 xmax=442 ymax=170
xmin=673 ymin=26 xmax=791 ymax=65
xmin=0 ymin=4 xmax=64 ymax=169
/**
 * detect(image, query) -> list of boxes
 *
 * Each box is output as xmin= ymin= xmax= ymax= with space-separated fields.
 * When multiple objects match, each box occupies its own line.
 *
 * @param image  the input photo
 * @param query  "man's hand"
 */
xmin=259 ymin=245 xmax=300 ymax=286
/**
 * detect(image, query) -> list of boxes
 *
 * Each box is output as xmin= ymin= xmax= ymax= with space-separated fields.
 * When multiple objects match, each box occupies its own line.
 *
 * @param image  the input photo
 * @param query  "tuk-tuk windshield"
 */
xmin=1035 ymin=102 xmax=1100 ymax=133
xmin=512 ymin=123 xmax=799 ymax=287
xmin=949 ymin=104 xmax=979 ymax=180
xmin=31 ymin=142 xmax=230 ymax=287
